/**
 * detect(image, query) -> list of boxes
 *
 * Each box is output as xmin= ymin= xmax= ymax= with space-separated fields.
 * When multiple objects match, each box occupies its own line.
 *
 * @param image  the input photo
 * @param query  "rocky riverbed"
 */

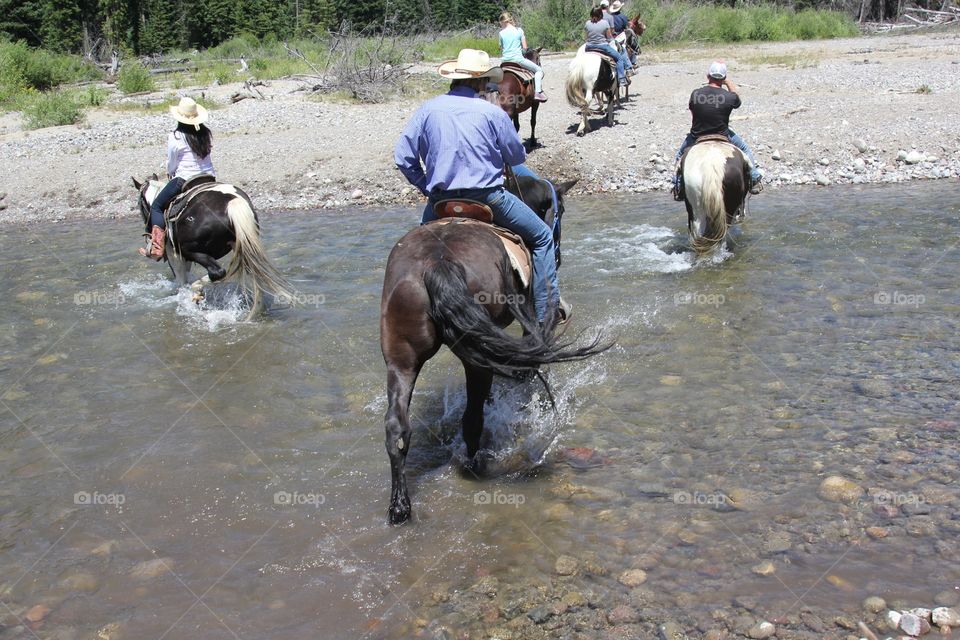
xmin=0 ymin=31 xmax=958 ymax=225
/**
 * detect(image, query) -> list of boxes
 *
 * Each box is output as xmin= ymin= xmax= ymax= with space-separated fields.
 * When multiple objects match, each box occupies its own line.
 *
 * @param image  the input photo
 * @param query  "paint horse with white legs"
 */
xmin=678 ymin=135 xmax=751 ymax=254
xmin=565 ymin=49 xmax=619 ymax=136
xmin=132 ymin=175 xmax=291 ymax=314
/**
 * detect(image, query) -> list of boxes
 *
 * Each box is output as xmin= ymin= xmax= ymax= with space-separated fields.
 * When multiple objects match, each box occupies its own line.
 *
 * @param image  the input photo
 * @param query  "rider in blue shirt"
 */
xmin=394 ymin=49 xmax=567 ymax=325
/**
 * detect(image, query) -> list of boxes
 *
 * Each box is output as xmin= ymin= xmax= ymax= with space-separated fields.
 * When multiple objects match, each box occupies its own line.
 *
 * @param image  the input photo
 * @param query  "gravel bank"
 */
xmin=1 ymin=31 xmax=958 ymax=225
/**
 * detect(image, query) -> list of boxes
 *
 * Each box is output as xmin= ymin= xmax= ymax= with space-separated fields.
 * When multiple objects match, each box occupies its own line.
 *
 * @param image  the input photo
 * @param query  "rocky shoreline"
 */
xmin=1 ymin=31 xmax=959 ymax=226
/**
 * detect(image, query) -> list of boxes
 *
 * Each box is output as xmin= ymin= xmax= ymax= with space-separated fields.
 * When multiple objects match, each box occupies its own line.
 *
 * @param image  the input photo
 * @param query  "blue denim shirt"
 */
xmin=394 ymin=85 xmax=527 ymax=195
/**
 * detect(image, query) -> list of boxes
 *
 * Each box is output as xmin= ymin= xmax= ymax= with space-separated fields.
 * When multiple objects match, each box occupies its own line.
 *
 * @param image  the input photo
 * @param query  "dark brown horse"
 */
xmin=498 ymin=47 xmax=543 ymax=148
xmin=625 ymin=14 xmax=647 ymax=63
xmin=379 ymin=182 xmax=607 ymax=524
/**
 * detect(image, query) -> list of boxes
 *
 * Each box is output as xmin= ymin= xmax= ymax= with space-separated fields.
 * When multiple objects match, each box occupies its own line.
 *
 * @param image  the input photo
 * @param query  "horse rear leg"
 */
xmin=381 ymin=282 xmax=440 ymax=524
xmin=578 ymin=89 xmax=594 ymax=136
xmin=462 ymin=365 xmax=494 ymax=460
xmin=384 ymin=362 xmax=423 ymax=524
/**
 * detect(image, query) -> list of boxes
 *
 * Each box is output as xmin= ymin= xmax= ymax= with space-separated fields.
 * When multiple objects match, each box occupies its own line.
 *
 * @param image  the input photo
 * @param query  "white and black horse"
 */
xmin=565 ymin=50 xmax=619 ymax=136
xmin=681 ymin=140 xmax=749 ymax=254
xmin=133 ymin=176 xmax=291 ymax=314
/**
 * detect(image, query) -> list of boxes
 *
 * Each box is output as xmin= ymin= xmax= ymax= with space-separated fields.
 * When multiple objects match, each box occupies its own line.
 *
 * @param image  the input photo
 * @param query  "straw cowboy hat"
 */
xmin=610 ymin=0 xmax=625 ymax=12
xmin=438 ymin=49 xmax=504 ymax=83
xmin=169 ymin=97 xmax=208 ymax=128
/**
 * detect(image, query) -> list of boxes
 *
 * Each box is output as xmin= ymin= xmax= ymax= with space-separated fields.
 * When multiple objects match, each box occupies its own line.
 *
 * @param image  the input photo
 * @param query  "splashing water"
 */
xmin=578 ymin=223 xmax=736 ymax=274
xmin=118 ymin=274 xmax=251 ymax=332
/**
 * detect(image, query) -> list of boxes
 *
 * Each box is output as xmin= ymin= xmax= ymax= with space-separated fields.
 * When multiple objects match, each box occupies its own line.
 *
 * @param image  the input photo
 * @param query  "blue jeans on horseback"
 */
xmin=421 ymin=186 xmax=559 ymax=323
xmin=585 ymin=44 xmax=630 ymax=82
xmin=149 ymin=177 xmax=185 ymax=229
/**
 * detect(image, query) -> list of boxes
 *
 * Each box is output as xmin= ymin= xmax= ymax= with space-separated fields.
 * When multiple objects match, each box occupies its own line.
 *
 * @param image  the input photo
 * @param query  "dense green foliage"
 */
xmin=0 ymin=0 xmax=503 ymax=55
xmin=0 ymin=40 xmax=102 ymax=105
xmin=518 ymin=0 xmax=858 ymax=50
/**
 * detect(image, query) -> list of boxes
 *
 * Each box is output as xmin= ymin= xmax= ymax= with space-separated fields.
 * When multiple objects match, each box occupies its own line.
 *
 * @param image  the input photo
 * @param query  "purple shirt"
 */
xmin=394 ymin=85 xmax=527 ymax=195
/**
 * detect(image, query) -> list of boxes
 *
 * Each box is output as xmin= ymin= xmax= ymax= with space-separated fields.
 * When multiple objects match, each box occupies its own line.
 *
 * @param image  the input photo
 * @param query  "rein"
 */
xmin=505 ymin=165 xmax=525 ymax=204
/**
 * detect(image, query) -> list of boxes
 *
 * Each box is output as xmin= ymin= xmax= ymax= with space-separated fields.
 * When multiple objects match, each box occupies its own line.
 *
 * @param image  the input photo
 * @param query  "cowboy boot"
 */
xmin=140 ymin=226 xmax=165 ymax=260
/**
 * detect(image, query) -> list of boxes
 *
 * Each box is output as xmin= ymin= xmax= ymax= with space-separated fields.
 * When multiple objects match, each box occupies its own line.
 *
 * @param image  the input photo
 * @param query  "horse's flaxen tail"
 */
xmin=423 ymin=259 xmax=608 ymax=379
xmin=224 ymin=196 xmax=293 ymax=313
xmin=688 ymin=145 xmax=728 ymax=255
xmin=565 ymin=57 xmax=588 ymax=109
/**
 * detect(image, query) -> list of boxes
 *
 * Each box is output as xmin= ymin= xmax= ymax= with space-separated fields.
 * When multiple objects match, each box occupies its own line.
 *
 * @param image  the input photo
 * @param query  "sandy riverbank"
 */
xmin=1 ymin=31 xmax=958 ymax=225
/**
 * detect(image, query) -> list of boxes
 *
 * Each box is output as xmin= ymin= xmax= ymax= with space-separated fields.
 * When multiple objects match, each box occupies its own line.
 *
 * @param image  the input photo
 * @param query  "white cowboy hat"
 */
xmin=169 ymin=97 xmax=208 ymax=128
xmin=610 ymin=0 xmax=624 ymax=12
xmin=437 ymin=49 xmax=504 ymax=83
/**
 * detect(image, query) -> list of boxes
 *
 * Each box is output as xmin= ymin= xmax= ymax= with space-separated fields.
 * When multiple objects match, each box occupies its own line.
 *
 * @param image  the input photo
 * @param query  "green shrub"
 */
xmin=82 ymin=85 xmax=108 ymax=106
xmin=117 ymin=62 xmax=155 ymax=94
xmin=22 ymin=90 xmax=82 ymax=128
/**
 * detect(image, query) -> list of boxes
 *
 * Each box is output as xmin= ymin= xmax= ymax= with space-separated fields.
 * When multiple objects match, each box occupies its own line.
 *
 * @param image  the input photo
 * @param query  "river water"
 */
xmin=1 ymin=182 xmax=958 ymax=639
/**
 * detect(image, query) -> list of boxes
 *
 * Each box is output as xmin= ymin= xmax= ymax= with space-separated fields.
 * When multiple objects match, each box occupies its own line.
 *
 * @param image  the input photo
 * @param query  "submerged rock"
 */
xmin=818 ymin=476 xmax=863 ymax=503
xmin=618 ymin=569 xmax=648 ymax=587
xmin=554 ymin=555 xmax=579 ymax=576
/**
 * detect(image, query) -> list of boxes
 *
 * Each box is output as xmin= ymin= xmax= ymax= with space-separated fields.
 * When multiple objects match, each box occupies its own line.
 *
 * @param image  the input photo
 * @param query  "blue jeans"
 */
xmin=422 ymin=186 xmax=559 ymax=322
xmin=585 ymin=44 xmax=627 ymax=80
xmin=149 ymin=177 xmax=184 ymax=229
xmin=674 ymin=130 xmax=762 ymax=182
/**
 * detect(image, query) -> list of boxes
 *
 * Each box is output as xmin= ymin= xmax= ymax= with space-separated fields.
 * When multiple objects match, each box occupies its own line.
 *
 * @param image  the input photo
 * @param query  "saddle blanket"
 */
xmin=500 ymin=62 xmax=536 ymax=84
xmin=429 ymin=218 xmax=532 ymax=289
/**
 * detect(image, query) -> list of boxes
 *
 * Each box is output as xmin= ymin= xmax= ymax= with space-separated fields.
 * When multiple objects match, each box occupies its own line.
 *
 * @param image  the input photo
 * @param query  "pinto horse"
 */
xmin=132 ymin=176 xmax=291 ymax=314
xmin=498 ymin=47 xmax=544 ymax=148
xmin=681 ymin=140 xmax=749 ymax=254
xmin=380 ymin=180 xmax=607 ymax=525
xmin=566 ymin=50 xmax=618 ymax=136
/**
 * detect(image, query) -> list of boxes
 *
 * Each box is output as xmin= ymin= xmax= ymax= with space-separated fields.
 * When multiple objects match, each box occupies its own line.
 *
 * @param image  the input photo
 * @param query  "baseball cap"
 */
xmin=600 ymin=0 xmax=610 ymax=7
xmin=708 ymin=61 xmax=727 ymax=80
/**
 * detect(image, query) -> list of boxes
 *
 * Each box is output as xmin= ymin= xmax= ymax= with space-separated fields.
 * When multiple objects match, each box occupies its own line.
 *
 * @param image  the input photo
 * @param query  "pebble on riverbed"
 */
xmin=618 ymin=569 xmax=648 ymax=587
xmin=554 ymin=555 xmax=579 ymax=576
xmin=818 ymin=476 xmax=863 ymax=503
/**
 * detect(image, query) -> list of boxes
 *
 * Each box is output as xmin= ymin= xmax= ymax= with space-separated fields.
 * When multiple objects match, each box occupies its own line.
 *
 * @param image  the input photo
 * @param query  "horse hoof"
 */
xmin=388 ymin=504 xmax=411 ymax=525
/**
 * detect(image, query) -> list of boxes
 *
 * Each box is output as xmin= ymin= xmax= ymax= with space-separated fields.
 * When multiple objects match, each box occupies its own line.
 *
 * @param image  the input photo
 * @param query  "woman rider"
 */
xmin=140 ymin=97 xmax=216 ymax=260
xmin=498 ymin=12 xmax=547 ymax=103
xmin=585 ymin=6 xmax=631 ymax=87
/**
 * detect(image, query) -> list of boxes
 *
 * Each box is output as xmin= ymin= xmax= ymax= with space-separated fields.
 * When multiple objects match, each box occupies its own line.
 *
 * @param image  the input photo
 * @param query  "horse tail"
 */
xmin=423 ymin=259 xmax=606 ymax=379
xmin=565 ymin=57 xmax=587 ymax=109
xmin=224 ymin=195 xmax=293 ymax=311
xmin=687 ymin=145 xmax=729 ymax=254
